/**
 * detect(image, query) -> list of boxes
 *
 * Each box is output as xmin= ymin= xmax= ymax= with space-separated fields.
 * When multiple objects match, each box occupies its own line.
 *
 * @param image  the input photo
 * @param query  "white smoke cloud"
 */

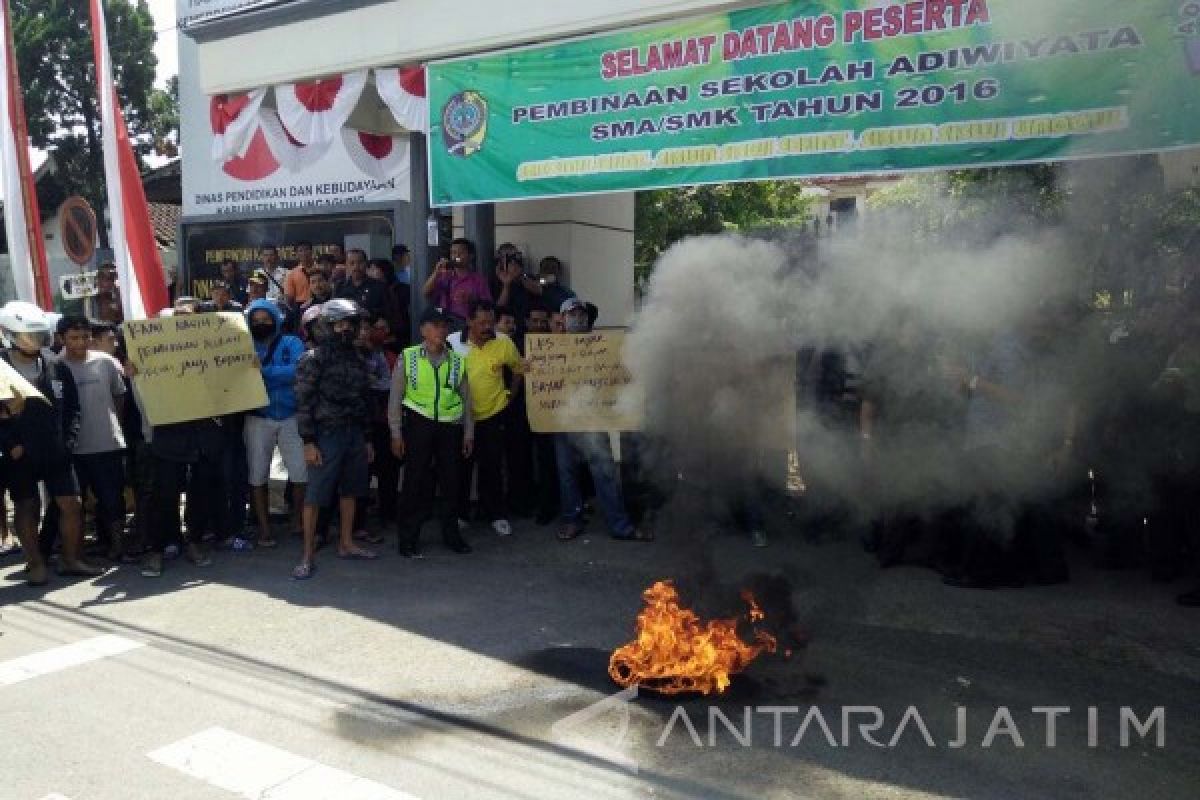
xmin=621 ymin=168 xmax=1169 ymax=539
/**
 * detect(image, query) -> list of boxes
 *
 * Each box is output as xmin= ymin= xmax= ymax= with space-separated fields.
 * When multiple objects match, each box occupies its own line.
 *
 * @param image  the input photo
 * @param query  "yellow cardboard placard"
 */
xmin=524 ymin=330 xmax=641 ymax=433
xmin=123 ymin=312 xmax=268 ymax=426
xmin=0 ymin=358 xmax=47 ymax=404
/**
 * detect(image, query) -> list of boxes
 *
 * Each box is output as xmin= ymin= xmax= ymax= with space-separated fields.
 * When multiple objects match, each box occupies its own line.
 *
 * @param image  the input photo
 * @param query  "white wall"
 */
xmin=496 ymin=194 xmax=635 ymax=327
xmin=449 ymin=194 xmax=636 ymax=327
xmin=1160 ymin=147 xmax=1200 ymax=192
xmin=195 ymin=0 xmax=759 ymax=93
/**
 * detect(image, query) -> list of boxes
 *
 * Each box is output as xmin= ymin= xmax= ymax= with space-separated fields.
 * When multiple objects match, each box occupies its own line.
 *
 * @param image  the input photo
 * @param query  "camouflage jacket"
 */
xmin=294 ymin=342 xmax=371 ymax=442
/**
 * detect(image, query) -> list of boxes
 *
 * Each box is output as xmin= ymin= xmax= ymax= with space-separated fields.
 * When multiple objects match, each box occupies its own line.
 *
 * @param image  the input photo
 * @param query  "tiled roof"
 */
xmin=147 ymin=202 xmax=180 ymax=249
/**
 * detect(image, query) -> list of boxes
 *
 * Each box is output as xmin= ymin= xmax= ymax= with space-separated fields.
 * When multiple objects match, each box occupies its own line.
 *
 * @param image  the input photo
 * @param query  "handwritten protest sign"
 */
xmin=525 ymin=331 xmax=641 ymax=433
xmin=123 ymin=312 xmax=267 ymax=426
xmin=0 ymin=358 xmax=46 ymax=404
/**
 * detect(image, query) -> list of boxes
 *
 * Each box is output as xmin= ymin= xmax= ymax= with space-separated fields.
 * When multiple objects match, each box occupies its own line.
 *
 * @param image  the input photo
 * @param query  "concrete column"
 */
xmin=463 ymin=203 xmax=495 ymax=275
xmin=406 ymin=133 xmax=432 ymax=340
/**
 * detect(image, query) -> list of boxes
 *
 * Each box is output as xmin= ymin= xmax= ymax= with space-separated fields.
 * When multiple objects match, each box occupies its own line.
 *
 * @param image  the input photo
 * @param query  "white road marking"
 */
xmin=0 ymin=634 xmax=144 ymax=686
xmin=148 ymin=727 xmax=422 ymax=800
xmin=38 ymin=794 xmax=74 ymax=800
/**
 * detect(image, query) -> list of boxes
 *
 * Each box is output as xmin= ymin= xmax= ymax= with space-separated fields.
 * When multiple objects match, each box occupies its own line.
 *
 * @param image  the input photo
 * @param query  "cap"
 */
xmin=560 ymin=298 xmax=585 ymax=314
xmin=392 ymin=243 xmax=410 ymax=256
xmin=418 ymin=306 xmax=451 ymax=326
xmin=211 ymin=280 xmax=231 ymax=291
xmin=248 ymin=270 xmax=267 ymax=285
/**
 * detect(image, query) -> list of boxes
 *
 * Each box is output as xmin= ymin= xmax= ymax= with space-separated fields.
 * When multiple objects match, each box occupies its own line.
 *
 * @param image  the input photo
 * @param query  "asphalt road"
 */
xmin=2 ymin=513 xmax=1198 ymax=800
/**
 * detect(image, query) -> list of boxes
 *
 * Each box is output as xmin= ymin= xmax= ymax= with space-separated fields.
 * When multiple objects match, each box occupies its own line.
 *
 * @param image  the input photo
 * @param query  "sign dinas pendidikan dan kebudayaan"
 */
xmin=427 ymin=0 xmax=1200 ymax=205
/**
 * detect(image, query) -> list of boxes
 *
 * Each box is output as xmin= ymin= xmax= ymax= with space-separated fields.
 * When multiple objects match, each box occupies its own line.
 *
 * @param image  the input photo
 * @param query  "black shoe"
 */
xmin=398 ymin=544 xmax=424 ymax=559
xmin=1177 ymin=588 xmax=1200 ymax=607
xmin=445 ymin=539 xmax=472 ymax=554
xmin=534 ymin=510 xmax=557 ymax=526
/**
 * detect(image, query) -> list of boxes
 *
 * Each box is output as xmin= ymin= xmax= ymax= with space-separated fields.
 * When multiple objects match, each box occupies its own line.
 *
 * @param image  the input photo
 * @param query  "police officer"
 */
xmin=389 ymin=307 xmax=475 ymax=557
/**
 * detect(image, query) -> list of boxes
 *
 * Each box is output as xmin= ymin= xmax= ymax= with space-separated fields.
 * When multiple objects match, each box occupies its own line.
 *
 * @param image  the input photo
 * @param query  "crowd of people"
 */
xmin=802 ymin=289 xmax=1200 ymax=606
xmin=1 ymin=236 xmax=1198 ymax=608
xmin=0 ymin=237 xmax=649 ymax=587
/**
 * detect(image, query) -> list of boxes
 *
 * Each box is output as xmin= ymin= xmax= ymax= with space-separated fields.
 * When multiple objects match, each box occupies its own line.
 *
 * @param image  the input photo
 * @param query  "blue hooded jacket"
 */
xmin=248 ymin=299 xmax=305 ymax=420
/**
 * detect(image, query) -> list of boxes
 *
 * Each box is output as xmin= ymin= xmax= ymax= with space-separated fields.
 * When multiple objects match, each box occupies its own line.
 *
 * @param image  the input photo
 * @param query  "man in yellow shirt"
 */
xmin=451 ymin=299 xmax=524 ymax=537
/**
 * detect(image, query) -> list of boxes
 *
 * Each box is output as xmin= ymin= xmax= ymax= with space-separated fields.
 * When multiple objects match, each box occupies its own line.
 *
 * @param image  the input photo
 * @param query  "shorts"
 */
xmin=0 ymin=454 xmax=80 ymax=502
xmin=245 ymin=415 xmax=308 ymax=486
xmin=305 ymin=428 xmax=369 ymax=507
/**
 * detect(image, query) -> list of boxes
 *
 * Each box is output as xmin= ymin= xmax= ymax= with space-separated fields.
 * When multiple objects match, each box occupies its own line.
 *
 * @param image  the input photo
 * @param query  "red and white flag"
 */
xmin=88 ymin=0 xmax=168 ymax=319
xmin=0 ymin=0 xmax=51 ymax=308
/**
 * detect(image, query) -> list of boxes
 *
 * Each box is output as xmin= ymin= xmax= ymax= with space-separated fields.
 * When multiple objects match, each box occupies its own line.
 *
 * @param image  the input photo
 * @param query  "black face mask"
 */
xmin=337 ymin=330 xmax=357 ymax=347
xmin=250 ymin=322 xmax=275 ymax=341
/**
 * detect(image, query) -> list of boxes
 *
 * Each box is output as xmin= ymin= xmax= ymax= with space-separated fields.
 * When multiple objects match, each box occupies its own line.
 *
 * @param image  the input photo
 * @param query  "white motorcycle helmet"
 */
xmin=0 ymin=301 xmax=53 ymax=354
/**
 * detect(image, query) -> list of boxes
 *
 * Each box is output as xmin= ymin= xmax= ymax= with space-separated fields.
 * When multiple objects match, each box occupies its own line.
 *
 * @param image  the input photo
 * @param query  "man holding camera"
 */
xmin=422 ymin=238 xmax=490 ymax=327
xmin=494 ymin=246 xmax=576 ymax=333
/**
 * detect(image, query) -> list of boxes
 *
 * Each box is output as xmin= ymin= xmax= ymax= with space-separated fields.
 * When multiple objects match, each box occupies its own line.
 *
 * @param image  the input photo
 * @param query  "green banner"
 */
xmin=428 ymin=0 xmax=1200 ymax=205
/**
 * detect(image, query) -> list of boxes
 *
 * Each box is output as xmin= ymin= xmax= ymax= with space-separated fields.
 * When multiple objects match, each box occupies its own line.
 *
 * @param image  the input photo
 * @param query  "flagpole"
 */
xmin=1 ymin=0 xmax=51 ymax=309
xmin=88 ymin=0 xmax=169 ymax=319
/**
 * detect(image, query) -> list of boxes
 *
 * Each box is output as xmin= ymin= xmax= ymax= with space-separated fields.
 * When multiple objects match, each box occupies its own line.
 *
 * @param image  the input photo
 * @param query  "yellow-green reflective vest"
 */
xmin=401 ymin=345 xmax=465 ymax=423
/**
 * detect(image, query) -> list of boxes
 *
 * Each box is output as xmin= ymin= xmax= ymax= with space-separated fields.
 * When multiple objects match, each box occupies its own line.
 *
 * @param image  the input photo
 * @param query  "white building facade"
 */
xmin=176 ymin=0 xmax=762 ymax=326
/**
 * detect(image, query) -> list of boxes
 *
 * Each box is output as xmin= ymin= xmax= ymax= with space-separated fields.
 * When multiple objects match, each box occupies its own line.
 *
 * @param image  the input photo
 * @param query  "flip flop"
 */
xmin=557 ymin=525 xmax=582 ymax=541
xmin=58 ymin=564 xmax=108 ymax=578
xmin=353 ymin=530 xmax=385 ymax=544
xmin=256 ymin=537 xmax=279 ymax=549
xmin=292 ymin=562 xmax=317 ymax=580
xmin=337 ymin=547 xmax=378 ymax=560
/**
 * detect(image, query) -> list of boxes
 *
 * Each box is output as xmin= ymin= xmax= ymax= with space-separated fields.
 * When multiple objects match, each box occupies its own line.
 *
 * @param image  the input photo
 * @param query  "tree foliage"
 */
xmin=868 ymin=159 xmax=1200 ymax=307
xmin=13 ymin=0 xmax=161 ymax=244
xmin=867 ymin=165 xmax=1065 ymax=244
xmin=147 ymin=75 xmax=181 ymax=158
xmin=635 ymin=181 xmax=815 ymax=276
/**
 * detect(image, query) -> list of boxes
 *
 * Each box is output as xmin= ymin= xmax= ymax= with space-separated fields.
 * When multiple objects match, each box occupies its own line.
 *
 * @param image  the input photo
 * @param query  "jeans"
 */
xmin=461 ymin=413 xmax=506 ymax=521
xmin=223 ymin=418 xmax=249 ymax=532
xmin=555 ymin=433 xmax=633 ymax=537
xmin=148 ymin=451 xmax=227 ymax=552
xmin=533 ymin=432 xmax=560 ymax=519
xmin=370 ymin=419 xmax=400 ymax=520
xmin=73 ymin=450 xmax=127 ymax=547
xmin=502 ymin=398 xmax=535 ymax=515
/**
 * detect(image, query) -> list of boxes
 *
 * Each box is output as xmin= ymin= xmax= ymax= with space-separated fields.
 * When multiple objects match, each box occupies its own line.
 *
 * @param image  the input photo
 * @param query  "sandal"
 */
xmin=337 ymin=546 xmax=378 ymax=560
xmin=291 ymin=562 xmax=316 ymax=580
xmin=256 ymin=537 xmax=279 ymax=549
xmin=557 ymin=524 xmax=582 ymax=541
xmin=58 ymin=562 xmax=108 ymax=577
xmin=353 ymin=530 xmax=385 ymax=545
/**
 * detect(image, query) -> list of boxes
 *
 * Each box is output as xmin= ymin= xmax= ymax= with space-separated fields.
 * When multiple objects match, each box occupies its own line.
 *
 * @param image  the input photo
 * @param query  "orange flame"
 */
xmin=609 ymin=580 xmax=777 ymax=695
